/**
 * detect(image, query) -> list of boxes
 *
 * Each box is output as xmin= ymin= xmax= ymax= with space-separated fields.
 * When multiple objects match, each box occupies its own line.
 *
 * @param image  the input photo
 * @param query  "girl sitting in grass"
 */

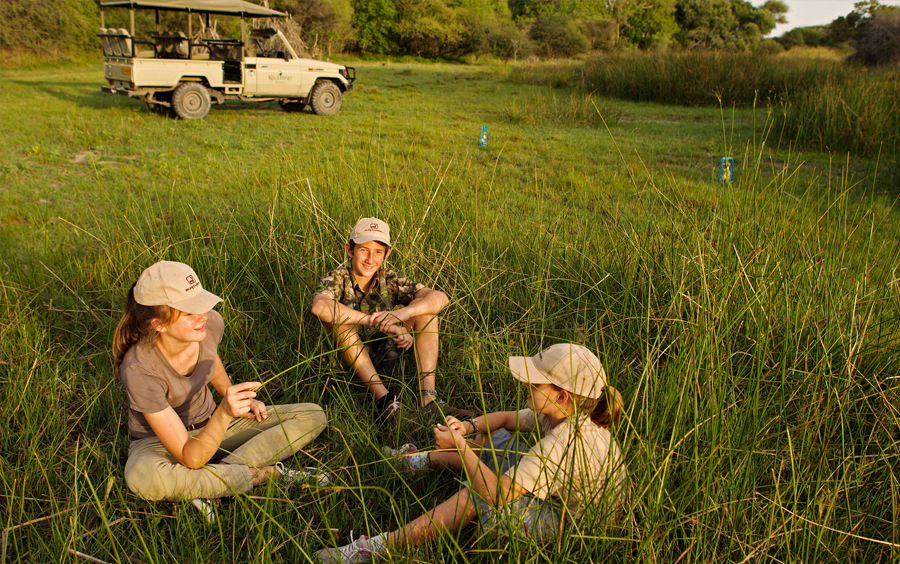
xmin=113 ymin=261 xmax=328 ymax=502
xmin=316 ymin=343 xmax=627 ymax=563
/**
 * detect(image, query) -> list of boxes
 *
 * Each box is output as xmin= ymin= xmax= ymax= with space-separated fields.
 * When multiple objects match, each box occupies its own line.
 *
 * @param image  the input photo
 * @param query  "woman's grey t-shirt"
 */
xmin=120 ymin=311 xmax=223 ymax=439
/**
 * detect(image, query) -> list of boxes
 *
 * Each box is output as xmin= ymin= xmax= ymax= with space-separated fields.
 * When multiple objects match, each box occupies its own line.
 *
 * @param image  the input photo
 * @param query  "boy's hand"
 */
xmin=369 ymin=310 xmax=404 ymax=332
xmin=384 ymin=323 xmax=414 ymax=350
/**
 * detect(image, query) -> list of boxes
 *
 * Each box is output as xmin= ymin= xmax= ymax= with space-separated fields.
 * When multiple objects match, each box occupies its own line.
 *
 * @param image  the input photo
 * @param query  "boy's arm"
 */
xmin=368 ymin=286 xmax=448 ymax=330
xmin=311 ymin=293 xmax=371 ymax=327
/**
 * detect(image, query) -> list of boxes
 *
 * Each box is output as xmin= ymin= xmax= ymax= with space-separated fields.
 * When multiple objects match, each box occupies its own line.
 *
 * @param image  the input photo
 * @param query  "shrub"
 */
xmin=754 ymin=38 xmax=784 ymax=55
xmin=850 ymin=10 xmax=900 ymax=66
xmin=582 ymin=18 xmax=618 ymax=51
xmin=484 ymin=19 xmax=532 ymax=60
xmin=529 ymin=14 xmax=590 ymax=57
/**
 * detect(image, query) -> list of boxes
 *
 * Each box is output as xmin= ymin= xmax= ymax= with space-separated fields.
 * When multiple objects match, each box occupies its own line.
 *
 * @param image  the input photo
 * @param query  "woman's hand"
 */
xmin=246 ymin=399 xmax=268 ymax=422
xmin=221 ymin=381 xmax=261 ymax=418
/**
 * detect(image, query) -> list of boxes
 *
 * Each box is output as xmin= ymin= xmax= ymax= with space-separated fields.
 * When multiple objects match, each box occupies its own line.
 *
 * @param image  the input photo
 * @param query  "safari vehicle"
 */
xmin=97 ymin=0 xmax=355 ymax=119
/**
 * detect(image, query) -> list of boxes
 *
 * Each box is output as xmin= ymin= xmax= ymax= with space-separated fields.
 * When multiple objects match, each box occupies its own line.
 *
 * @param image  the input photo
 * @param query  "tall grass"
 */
xmin=3 ymin=61 xmax=900 ymax=562
xmin=509 ymin=52 xmax=848 ymax=107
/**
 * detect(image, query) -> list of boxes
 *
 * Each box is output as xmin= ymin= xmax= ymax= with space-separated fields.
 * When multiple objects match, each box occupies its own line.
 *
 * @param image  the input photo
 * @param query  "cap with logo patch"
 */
xmin=349 ymin=217 xmax=391 ymax=247
xmin=508 ymin=343 xmax=607 ymax=399
xmin=134 ymin=261 xmax=222 ymax=314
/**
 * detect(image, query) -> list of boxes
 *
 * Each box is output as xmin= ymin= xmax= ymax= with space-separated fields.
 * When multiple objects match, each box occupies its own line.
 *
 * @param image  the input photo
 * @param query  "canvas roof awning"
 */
xmin=97 ymin=0 xmax=286 ymax=17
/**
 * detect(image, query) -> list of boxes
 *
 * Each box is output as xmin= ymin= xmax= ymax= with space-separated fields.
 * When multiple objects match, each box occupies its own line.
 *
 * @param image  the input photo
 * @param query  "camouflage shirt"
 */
xmin=315 ymin=265 xmax=425 ymax=340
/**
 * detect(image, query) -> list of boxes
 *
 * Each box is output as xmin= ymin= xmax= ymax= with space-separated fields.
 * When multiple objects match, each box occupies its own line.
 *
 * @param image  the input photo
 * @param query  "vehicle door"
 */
xmin=245 ymin=34 xmax=303 ymax=97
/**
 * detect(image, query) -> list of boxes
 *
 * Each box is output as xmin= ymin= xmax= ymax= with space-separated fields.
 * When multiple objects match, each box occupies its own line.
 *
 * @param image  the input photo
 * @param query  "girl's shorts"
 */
xmin=462 ymin=428 xmax=564 ymax=543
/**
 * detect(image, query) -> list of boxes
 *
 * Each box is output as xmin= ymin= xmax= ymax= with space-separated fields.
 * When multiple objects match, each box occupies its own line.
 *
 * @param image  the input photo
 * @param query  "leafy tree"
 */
xmin=529 ymin=13 xmax=590 ymax=56
xmin=351 ymin=0 xmax=397 ymax=54
xmin=509 ymin=0 xmax=608 ymax=21
xmin=675 ymin=0 xmax=737 ymax=49
xmin=617 ymin=0 xmax=677 ymax=49
xmin=394 ymin=0 xmax=463 ymax=57
xmin=850 ymin=9 xmax=900 ymax=65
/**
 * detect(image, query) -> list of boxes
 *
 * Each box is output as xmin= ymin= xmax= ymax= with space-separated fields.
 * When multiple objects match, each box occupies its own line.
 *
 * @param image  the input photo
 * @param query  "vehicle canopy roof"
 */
xmin=97 ymin=0 xmax=285 ymax=17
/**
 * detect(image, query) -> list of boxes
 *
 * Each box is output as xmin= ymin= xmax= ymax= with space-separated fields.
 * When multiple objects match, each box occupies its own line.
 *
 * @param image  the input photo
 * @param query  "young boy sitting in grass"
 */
xmin=311 ymin=217 xmax=471 ymax=425
xmin=315 ymin=343 xmax=628 ymax=563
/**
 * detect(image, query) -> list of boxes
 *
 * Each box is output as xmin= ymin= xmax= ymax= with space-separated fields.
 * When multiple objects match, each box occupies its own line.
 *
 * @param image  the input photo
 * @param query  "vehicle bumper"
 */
xmin=101 ymin=86 xmax=135 ymax=97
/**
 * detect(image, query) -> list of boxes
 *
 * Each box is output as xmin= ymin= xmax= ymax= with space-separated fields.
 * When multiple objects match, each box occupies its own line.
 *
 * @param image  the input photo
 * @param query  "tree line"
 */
xmin=1 ymin=0 xmax=897 ymax=65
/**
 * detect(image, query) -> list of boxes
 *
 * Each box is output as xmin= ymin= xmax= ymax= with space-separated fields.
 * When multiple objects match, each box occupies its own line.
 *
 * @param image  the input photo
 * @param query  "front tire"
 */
xmin=309 ymin=81 xmax=342 ymax=116
xmin=172 ymin=82 xmax=211 ymax=120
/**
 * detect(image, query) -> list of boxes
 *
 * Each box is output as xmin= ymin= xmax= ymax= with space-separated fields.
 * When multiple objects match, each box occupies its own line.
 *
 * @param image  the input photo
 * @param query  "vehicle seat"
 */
xmin=98 ymin=28 xmax=112 ymax=57
xmin=175 ymin=31 xmax=189 ymax=58
xmin=118 ymin=29 xmax=133 ymax=58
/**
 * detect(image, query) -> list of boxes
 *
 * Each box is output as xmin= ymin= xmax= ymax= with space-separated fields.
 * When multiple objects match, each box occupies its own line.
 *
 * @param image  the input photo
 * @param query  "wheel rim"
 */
xmin=320 ymin=92 xmax=335 ymax=108
xmin=183 ymin=91 xmax=203 ymax=112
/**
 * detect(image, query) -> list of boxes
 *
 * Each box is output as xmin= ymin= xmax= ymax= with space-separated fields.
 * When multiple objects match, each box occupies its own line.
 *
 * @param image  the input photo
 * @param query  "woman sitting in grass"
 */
xmin=113 ymin=261 xmax=328 ymax=502
xmin=316 ymin=343 xmax=627 ymax=563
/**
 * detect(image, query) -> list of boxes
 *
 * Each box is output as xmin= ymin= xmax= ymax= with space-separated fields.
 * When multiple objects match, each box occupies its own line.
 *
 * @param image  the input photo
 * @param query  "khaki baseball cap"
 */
xmin=134 ymin=261 xmax=222 ymax=314
xmin=349 ymin=217 xmax=391 ymax=247
xmin=508 ymin=343 xmax=607 ymax=399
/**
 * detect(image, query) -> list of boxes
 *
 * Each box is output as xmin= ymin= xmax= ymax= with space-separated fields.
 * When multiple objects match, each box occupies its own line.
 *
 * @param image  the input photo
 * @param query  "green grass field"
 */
xmin=2 ymin=59 xmax=900 ymax=563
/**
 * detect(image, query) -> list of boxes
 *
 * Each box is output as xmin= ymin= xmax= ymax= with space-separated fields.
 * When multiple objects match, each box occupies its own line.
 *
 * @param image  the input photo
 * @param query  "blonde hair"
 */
xmin=112 ymin=282 xmax=181 ymax=374
xmin=553 ymin=384 xmax=624 ymax=430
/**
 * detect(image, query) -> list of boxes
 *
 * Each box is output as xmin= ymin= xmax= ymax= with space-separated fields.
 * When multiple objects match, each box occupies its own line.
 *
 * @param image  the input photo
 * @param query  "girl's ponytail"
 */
xmin=112 ymin=283 xmax=178 ymax=374
xmin=590 ymin=386 xmax=624 ymax=430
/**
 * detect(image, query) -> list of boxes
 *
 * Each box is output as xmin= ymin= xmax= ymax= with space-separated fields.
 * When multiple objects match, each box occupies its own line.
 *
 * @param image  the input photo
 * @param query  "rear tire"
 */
xmin=309 ymin=81 xmax=342 ymax=116
xmin=172 ymin=82 xmax=211 ymax=120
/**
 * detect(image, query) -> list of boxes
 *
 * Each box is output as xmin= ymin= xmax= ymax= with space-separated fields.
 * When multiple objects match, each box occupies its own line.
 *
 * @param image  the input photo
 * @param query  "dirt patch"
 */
xmin=70 ymin=150 xmax=100 ymax=164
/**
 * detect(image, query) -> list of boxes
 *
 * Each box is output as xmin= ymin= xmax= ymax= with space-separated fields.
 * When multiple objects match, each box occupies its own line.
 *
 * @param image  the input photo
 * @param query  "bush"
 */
xmin=483 ymin=19 xmax=532 ymax=60
xmin=529 ymin=14 xmax=590 ymax=57
xmin=850 ymin=10 xmax=900 ymax=66
xmin=582 ymin=18 xmax=618 ymax=51
xmin=754 ymin=38 xmax=784 ymax=55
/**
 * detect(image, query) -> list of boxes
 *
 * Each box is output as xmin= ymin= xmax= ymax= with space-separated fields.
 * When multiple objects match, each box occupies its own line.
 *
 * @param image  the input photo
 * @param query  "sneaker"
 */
xmin=421 ymin=398 xmax=472 ymax=419
xmin=190 ymin=498 xmax=216 ymax=524
xmin=276 ymin=461 xmax=331 ymax=487
xmin=315 ymin=534 xmax=374 ymax=564
xmin=381 ymin=443 xmax=429 ymax=478
xmin=375 ymin=393 xmax=401 ymax=427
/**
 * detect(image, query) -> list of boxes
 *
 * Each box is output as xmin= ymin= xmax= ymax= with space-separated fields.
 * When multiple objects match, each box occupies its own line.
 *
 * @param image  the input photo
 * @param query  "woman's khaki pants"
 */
xmin=124 ymin=403 xmax=327 ymax=501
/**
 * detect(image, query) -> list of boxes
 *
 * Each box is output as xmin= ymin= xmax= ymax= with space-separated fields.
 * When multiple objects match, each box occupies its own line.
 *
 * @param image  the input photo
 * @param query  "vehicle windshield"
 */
xmin=249 ymin=29 xmax=291 ymax=58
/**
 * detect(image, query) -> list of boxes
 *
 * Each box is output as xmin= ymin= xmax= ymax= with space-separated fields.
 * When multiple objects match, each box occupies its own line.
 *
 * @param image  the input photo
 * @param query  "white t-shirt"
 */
xmin=506 ymin=408 xmax=627 ymax=514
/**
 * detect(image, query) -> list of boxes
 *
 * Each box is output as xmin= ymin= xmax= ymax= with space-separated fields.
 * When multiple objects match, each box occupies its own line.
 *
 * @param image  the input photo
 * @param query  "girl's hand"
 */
xmin=222 ymin=381 xmax=260 ymax=418
xmin=434 ymin=422 xmax=466 ymax=451
xmin=444 ymin=415 xmax=466 ymax=434
xmin=246 ymin=399 xmax=268 ymax=422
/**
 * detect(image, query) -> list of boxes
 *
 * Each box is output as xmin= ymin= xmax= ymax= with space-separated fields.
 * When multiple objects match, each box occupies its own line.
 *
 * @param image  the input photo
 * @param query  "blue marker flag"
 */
xmin=718 ymin=157 xmax=735 ymax=184
xmin=479 ymin=126 xmax=487 ymax=147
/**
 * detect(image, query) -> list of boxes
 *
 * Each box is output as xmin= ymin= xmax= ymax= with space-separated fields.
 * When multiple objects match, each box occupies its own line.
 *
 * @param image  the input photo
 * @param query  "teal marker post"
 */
xmin=718 ymin=157 xmax=735 ymax=184
xmin=479 ymin=126 xmax=487 ymax=147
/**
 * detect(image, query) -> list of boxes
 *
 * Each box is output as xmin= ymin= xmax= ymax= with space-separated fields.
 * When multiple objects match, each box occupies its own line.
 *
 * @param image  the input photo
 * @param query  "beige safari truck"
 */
xmin=97 ymin=0 xmax=355 ymax=119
